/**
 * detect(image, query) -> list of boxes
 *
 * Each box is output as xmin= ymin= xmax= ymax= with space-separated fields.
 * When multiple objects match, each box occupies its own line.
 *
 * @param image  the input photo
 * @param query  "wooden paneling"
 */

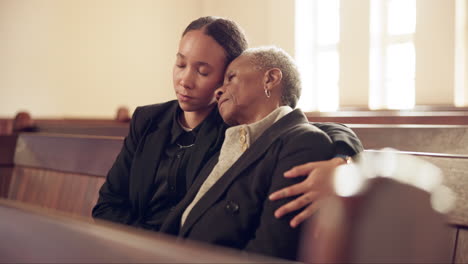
xmin=3 ymin=133 xmax=121 ymax=217
xmin=37 ymin=123 xmax=129 ymax=137
xmin=0 ymin=135 xmax=18 ymax=165
xmin=0 ymin=135 xmax=17 ymax=198
xmin=14 ymin=133 xmax=123 ymax=176
xmin=0 ymin=168 xmax=13 ymax=198
xmin=8 ymin=167 xmax=105 ymax=217
xmin=0 ymin=199 xmax=287 ymax=263
xmin=455 ymin=228 xmax=468 ymax=263
xmin=0 ymin=119 xmax=12 ymax=135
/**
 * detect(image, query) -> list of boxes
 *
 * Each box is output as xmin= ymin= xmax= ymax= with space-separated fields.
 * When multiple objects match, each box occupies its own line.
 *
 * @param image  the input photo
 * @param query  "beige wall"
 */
xmin=0 ymin=0 xmax=466 ymax=117
xmin=0 ymin=0 xmax=199 ymax=118
xmin=339 ymin=0 xmax=370 ymax=107
xmin=200 ymin=0 xmax=295 ymax=55
xmin=415 ymin=0 xmax=456 ymax=105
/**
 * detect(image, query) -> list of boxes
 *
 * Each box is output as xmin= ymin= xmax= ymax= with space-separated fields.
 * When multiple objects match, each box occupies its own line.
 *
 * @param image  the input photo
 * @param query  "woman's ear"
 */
xmin=264 ymin=68 xmax=283 ymax=90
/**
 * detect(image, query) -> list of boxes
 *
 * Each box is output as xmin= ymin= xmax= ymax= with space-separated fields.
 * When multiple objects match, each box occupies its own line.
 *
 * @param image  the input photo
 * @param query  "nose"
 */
xmin=214 ymin=87 xmax=224 ymax=102
xmin=179 ymin=68 xmax=195 ymax=89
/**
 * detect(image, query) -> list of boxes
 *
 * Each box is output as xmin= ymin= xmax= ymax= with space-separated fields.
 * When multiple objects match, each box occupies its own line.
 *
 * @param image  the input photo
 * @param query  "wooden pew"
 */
xmin=35 ymin=122 xmax=129 ymax=136
xmin=0 ymin=199 xmax=287 ymax=263
xmin=348 ymin=124 xmax=468 ymax=154
xmin=307 ymin=109 xmax=468 ymax=125
xmin=0 ymin=107 xmax=131 ymax=136
xmin=1 ymin=133 xmax=123 ymax=217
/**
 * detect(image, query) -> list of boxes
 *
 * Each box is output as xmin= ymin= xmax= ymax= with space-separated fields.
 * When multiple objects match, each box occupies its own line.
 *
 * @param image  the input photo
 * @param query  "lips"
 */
xmin=217 ymin=98 xmax=228 ymax=109
xmin=176 ymin=92 xmax=193 ymax=102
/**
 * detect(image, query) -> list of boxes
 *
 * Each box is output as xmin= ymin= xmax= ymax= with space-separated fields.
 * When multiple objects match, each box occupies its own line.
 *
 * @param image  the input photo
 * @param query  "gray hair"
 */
xmin=243 ymin=46 xmax=301 ymax=108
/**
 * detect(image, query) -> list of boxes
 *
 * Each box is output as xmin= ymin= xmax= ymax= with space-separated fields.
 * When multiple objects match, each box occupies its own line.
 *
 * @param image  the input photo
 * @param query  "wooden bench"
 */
xmin=348 ymin=124 xmax=468 ymax=154
xmin=0 ymin=133 xmax=123 ymax=217
xmin=0 ymin=107 xmax=131 ymax=136
xmin=307 ymin=109 xmax=468 ymax=125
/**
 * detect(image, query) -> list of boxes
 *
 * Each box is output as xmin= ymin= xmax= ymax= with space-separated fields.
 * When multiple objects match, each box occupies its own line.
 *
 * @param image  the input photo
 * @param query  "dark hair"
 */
xmin=182 ymin=16 xmax=248 ymax=65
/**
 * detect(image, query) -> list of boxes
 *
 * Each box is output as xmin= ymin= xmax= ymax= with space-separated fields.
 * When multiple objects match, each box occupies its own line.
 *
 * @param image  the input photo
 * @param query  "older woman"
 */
xmin=159 ymin=46 xmax=332 ymax=261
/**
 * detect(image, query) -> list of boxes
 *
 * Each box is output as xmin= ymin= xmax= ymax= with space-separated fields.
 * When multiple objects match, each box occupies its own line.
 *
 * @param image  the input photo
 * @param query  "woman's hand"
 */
xmin=269 ymin=157 xmax=347 ymax=228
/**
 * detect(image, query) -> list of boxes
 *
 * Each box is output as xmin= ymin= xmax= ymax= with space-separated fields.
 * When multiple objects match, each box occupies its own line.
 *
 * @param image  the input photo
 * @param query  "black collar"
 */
xmin=170 ymin=106 xmax=200 ymax=145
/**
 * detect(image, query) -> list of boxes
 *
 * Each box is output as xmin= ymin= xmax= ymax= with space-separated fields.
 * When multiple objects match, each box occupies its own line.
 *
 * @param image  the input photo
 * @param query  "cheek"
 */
xmin=173 ymin=67 xmax=181 ymax=85
xmin=200 ymin=75 xmax=223 ymax=94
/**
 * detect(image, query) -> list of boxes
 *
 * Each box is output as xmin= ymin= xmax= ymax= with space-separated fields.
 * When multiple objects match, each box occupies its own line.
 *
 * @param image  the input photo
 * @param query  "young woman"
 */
xmin=92 ymin=16 xmax=362 ymax=231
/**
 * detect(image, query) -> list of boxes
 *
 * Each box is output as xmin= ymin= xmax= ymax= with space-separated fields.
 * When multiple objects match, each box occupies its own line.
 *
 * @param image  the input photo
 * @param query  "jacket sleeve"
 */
xmin=91 ymin=107 xmax=145 ymax=224
xmin=311 ymin=122 xmax=363 ymax=156
xmin=244 ymin=128 xmax=334 ymax=260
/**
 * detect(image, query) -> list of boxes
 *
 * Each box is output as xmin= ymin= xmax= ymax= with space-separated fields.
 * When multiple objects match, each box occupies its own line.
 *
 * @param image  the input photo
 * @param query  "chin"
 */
xmin=220 ymin=113 xmax=236 ymax=126
xmin=177 ymin=101 xmax=192 ymax=111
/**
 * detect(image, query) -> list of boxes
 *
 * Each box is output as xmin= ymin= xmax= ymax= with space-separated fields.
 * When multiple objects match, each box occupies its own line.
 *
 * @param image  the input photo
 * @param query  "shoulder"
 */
xmin=129 ymin=100 xmax=178 ymax=134
xmin=283 ymin=122 xmax=332 ymax=147
xmin=133 ymin=100 xmax=178 ymax=120
xmin=279 ymin=109 xmax=331 ymax=141
xmin=276 ymin=110 xmax=333 ymax=153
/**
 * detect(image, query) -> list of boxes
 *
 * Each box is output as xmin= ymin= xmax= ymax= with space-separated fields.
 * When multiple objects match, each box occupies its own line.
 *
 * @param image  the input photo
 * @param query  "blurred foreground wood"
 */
xmin=302 ymin=150 xmax=468 ymax=263
xmin=0 ymin=199 xmax=291 ymax=263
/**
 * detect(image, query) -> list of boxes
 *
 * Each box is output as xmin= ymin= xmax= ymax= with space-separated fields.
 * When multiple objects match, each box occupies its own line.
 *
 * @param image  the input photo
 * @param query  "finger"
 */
xmin=274 ymin=192 xmax=320 ymax=218
xmin=269 ymin=182 xmax=308 ymax=201
xmin=283 ymin=162 xmax=320 ymax=178
xmin=290 ymin=201 xmax=322 ymax=228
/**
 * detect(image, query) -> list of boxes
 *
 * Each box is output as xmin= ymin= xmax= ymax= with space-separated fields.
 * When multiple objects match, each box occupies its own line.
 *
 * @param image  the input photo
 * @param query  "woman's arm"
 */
xmin=245 ymin=129 xmax=334 ymax=260
xmin=91 ymin=108 xmax=143 ymax=225
xmin=269 ymin=122 xmax=362 ymax=228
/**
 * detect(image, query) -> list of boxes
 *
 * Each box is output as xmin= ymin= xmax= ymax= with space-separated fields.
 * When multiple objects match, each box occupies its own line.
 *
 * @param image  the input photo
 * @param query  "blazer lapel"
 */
xmin=179 ymin=109 xmax=308 ymax=236
xmin=185 ymin=110 xmax=226 ymax=188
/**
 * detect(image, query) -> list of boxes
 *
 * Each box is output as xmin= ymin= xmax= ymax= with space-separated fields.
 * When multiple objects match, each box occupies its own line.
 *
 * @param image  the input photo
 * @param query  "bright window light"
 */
xmin=386 ymin=43 xmax=415 ymax=109
xmin=317 ymin=51 xmax=339 ymax=111
xmin=369 ymin=0 xmax=415 ymax=109
xmin=387 ymin=0 xmax=416 ymax=35
xmin=295 ymin=0 xmax=340 ymax=112
xmin=317 ymin=0 xmax=340 ymax=46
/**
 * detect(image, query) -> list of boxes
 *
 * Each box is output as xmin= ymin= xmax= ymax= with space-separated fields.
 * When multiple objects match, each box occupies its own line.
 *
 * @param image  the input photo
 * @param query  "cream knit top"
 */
xmin=180 ymin=106 xmax=293 ymax=227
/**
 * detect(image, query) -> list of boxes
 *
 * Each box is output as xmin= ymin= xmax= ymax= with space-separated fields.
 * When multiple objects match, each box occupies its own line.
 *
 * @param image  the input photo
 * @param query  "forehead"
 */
xmin=228 ymin=54 xmax=254 ymax=71
xmin=178 ymin=30 xmax=226 ymax=64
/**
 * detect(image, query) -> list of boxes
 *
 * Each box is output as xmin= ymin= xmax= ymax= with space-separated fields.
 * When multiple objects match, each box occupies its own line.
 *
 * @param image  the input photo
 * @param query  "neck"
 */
xmin=239 ymin=103 xmax=280 ymax=125
xmin=179 ymin=105 xmax=216 ymax=129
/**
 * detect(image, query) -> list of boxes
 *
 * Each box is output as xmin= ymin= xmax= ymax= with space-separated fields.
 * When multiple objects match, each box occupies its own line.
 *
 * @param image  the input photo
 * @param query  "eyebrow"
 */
xmin=176 ymin=53 xmax=212 ymax=68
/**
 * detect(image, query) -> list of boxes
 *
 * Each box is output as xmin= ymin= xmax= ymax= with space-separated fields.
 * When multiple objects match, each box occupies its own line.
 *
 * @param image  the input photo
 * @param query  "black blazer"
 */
xmin=92 ymin=101 xmax=226 ymax=226
xmin=93 ymin=100 xmax=361 ymax=230
xmin=159 ymin=109 xmax=334 ymax=261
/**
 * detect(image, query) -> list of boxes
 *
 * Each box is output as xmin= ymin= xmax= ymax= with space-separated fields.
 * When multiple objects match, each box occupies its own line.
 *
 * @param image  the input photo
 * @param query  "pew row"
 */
xmin=0 ymin=107 xmax=131 ymax=136
xmin=2 ymin=109 xmax=468 ymax=137
xmin=0 ymin=132 xmax=467 ymax=262
xmin=0 ymin=133 xmax=123 ymax=216
xmin=0 ymin=199 xmax=286 ymax=263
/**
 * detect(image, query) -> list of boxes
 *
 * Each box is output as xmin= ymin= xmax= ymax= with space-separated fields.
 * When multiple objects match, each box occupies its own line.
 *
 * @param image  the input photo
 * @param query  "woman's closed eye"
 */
xmin=225 ymin=73 xmax=235 ymax=83
xmin=198 ymin=69 xmax=209 ymax=76
xmin=197 ymin=65 xmax=211 ymax=77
